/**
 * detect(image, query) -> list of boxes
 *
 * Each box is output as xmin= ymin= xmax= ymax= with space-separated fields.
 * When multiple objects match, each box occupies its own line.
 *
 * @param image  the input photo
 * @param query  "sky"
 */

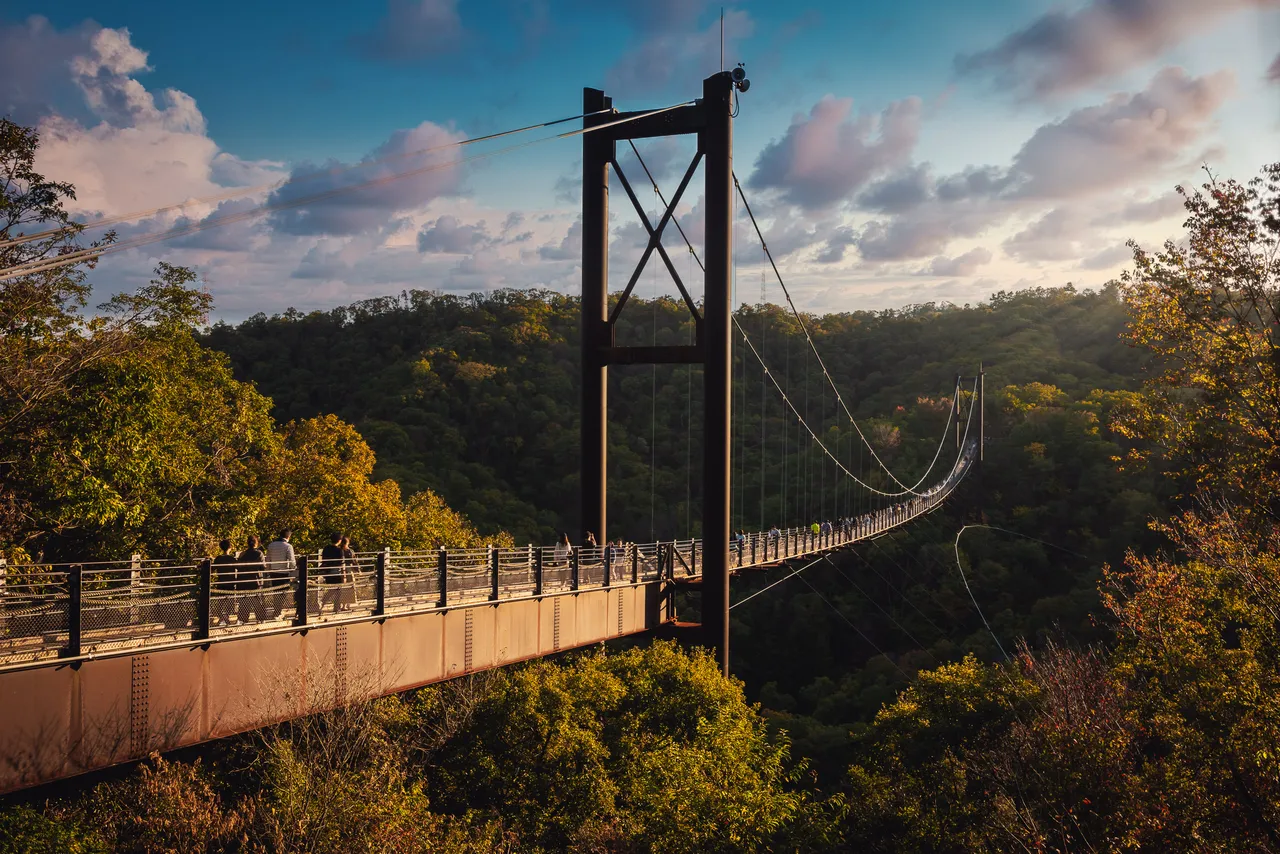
xmin=2 ymin=0 xmax=1279 ymax=320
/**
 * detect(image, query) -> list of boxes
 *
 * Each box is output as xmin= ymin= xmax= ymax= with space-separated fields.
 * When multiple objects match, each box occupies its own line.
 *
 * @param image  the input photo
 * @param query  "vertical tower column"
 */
xmin=581 ymin=88 xmax=613 ymax=546
xmin=700 ymin=72 xmax=734 ymax=675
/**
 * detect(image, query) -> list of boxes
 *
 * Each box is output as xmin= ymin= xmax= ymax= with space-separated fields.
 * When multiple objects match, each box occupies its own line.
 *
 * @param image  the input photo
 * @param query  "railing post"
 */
xmin=750 ymin=536 xmax=756 ymax=566
xmin=670 ymin=545 xmax=680 ymax=617
xmin=691 ymin=540 xmax=697 ymax=576
xmin=604 ymin=543 xmax=612 ymax=587
xmin=489 ymin=545 xmax=500 ymax=601
xmin=534 ymin=546 xmax=544 ymax=596
xmin=438 ymin=548 xmax=448 ymax=608
xmin=631 ymin=544 xmax=638 ymax=583
xmin=196 ymin=558 xmax=212 ymax=640
xmin=570 ymin=547 xmax=580 ymax=591
xmin=294 ymin=555 xmax=308 ymax=627
xmin=130 ymin=553 xmax=141 ymax=625
xmin=0 ymin=557 xmax=6 ymax=638
xmin=67 ymin=564 xmax=82 ymax=658
xmin=374 ymin=549 xmax=387 ymax=616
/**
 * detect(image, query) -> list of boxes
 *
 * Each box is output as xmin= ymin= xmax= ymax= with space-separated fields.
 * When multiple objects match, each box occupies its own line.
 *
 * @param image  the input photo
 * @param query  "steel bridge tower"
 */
xmin=580 ymin=72 xmax=738 ymax=675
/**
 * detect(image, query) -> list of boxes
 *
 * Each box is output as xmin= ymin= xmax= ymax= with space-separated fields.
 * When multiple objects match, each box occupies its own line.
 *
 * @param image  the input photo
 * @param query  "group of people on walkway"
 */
xmin=553 ymin=532 xmax=635 ymax=566
xmin=208 ymin=529 xmax=362 ymax=625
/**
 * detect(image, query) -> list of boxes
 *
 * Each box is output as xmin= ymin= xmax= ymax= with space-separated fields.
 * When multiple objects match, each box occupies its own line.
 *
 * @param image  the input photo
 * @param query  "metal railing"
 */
xmin=0 ymin=441 xmax=975 ymax=667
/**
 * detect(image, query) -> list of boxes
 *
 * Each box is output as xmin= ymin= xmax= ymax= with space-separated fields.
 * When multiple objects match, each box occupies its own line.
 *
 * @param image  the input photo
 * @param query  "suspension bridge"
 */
xmin=0 ymin=71 xmax=984 ymax=793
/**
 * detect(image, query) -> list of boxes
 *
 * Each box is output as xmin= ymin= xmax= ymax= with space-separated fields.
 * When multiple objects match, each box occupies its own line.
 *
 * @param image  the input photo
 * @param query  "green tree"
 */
xmin=412 ymin=641 xmax=811 ymax=852
xmin=1116 ymin=164 xmax=1280 ymax=526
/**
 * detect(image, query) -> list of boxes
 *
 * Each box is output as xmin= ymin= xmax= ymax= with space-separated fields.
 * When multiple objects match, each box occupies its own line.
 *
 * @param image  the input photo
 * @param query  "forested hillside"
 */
xmin=204 ymin=283 xmax=1168 ymax=762
xmin=204 ymin=283 xmax=1148 ymax=544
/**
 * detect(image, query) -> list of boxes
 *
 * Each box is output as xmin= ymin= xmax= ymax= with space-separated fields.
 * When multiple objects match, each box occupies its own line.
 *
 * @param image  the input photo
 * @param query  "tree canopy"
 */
xmin=0 ymin=118 xmax=497 ymax=563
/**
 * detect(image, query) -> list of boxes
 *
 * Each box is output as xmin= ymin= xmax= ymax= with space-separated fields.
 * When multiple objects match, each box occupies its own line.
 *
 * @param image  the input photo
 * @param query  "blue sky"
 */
xmin=3 ymin=0 xmax=1278 ymax=318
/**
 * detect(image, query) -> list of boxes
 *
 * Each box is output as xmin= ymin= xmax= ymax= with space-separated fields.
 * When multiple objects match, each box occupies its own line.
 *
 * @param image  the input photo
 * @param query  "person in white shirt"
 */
xmin=265 ymin=529 xmax=296 ymax=619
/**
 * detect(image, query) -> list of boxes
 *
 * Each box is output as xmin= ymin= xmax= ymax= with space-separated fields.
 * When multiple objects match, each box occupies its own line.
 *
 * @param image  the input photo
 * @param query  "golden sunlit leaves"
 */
xmin=1116 ymin=165 xmax=1280 ymax=520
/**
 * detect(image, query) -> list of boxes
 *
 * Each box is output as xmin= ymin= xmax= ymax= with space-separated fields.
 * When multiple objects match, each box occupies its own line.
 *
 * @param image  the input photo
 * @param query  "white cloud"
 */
xmin=956 ymin=0 xmax=1275 ymax=98
xmin=30 ymin=26 xmax=281 ymax=220
xmin=267 ymin=122 xmax=468 ymax=236
xmin=925 ymin=248 xmax=994 ymax=276
xmin=748 ymin=95 xmax=922 ymax=211
xmin=1008 ymin=68 xmax=1235 ymax=199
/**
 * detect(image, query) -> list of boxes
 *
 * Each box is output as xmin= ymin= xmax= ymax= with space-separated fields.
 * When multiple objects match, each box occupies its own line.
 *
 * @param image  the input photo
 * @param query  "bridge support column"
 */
xmin=581 ymin=87 xmax=613 ymax=549
xmin=701 ymin=72 xmax=734 ymax=676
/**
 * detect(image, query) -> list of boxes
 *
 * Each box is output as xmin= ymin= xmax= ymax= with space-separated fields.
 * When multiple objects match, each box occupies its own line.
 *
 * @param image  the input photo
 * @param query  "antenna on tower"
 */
xmin=720 ymin=7 xmax=725 ymax=71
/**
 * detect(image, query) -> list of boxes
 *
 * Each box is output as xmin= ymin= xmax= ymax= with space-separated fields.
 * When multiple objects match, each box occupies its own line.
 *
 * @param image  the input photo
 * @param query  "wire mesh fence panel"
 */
xmin=446 ymin=548 xmax=491 ymax=603
xmin=207 ymin=559 xmax=279 ymax=634
xmin=578 ymin=547 xmax=604 ymax=587
xmin=81 ymin=566 xmax=199 ymax=653
xmin=304 ymin=552 xmax=377 ymax=623
xmin=540 ymin=547 xmax=574 ymax=592
xmin=345 ymin=553 xmax=379 ymax=616
xmin=385 ymin=552 xmax=441 ymax=611
xmin=632 ymin=544 xmax=661 ymax=581
xmin=0 ymin=568 xmax=69 ymax=664
xmin=497 ymin=548 xmax=536 ymax=598
xmin=449 ymin=568 xmax=490 ymax=602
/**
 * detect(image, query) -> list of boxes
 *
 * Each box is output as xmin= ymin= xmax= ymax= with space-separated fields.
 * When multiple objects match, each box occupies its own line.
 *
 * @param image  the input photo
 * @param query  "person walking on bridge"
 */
xmin=320 ymin=532 xmax=345 ymax=614
xmin=555 ymin=532 xmax=571 ymax=572
xmin=266 ymin=529 xmax=295 ymax=619
xmin=239 ymin=535 xmax=266 ymax=624
xmin=340 ymin=535 xmax=358 ymax=609
xmin=211 ymin=539 xmax=238 ymax=626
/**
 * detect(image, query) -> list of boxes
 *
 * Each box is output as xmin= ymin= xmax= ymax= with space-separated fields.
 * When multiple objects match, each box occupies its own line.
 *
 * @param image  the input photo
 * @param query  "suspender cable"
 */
xmin=733 ymin=174 xmax=953 ymax=497
xmin=783 ymin=333 xmax=790 ymax=527
xmin=730 ymin=190 xmax=739 ymax=533
xmin=686 ymin=254 xmax=694 ymax=538
xmin=802 ymin=342 xmax=808 ymax=520
xmin=752 ymin=241 xmax=762 ymax=535
xmin=821 ymin=362 xmax=826 ymax=521
xmin=649 ymin=189 xmax=659 ymax=543
xmin=734 ymin=320 xmax=968 ymax=497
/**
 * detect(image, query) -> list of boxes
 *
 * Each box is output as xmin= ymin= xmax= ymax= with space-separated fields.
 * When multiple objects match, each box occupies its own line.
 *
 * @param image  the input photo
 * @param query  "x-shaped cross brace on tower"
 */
xmin=607 ymin=150 xmax=704 ymax=336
